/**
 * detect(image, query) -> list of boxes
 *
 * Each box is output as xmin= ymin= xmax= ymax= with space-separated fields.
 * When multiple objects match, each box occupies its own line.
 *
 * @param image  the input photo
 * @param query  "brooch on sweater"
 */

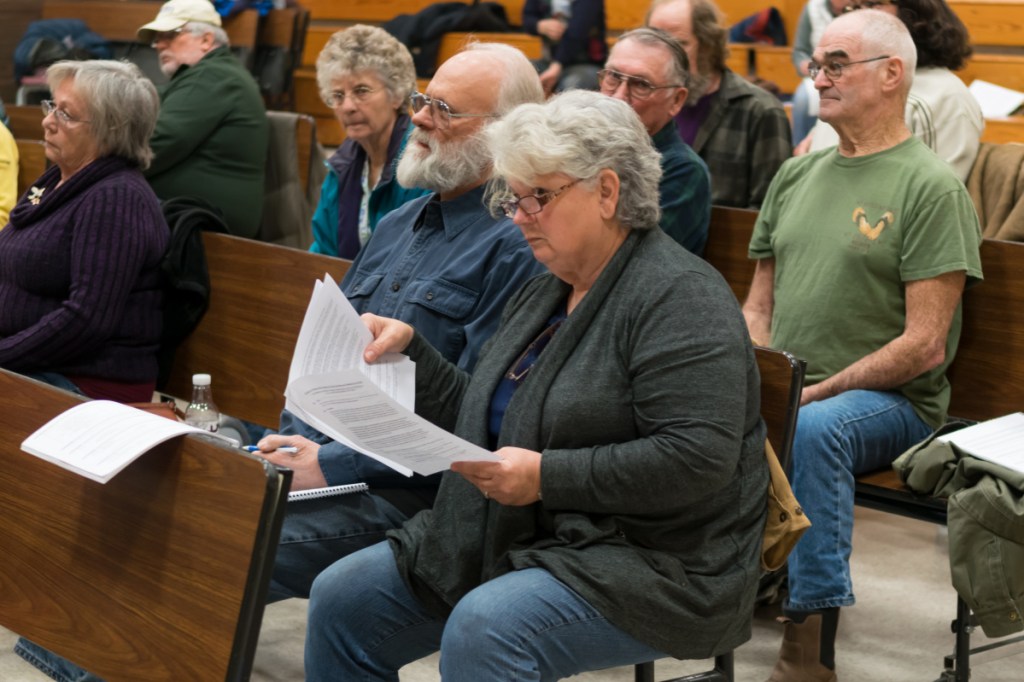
xmin=28 ymin=186 xmax=45 ymax=205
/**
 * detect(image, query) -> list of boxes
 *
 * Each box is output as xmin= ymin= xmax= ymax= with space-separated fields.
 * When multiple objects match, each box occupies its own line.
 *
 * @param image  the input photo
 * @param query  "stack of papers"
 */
xmin=937 ymin=412 xmax=1024 ymax=474
xmin=21 ymin=401 xmax=236 ymax=484
xmin=283 ymin=274 xmax=498 ymax=477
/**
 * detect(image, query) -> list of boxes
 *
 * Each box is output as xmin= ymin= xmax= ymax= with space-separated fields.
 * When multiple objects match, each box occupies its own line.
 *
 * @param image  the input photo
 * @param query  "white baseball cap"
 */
xmin=137 ymin=0 xmax=222 ymax=42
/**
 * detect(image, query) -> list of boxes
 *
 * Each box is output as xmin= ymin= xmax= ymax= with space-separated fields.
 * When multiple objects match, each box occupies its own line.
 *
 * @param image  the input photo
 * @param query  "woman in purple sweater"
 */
xmin=0 ymin=60 xmax=169 ymax=402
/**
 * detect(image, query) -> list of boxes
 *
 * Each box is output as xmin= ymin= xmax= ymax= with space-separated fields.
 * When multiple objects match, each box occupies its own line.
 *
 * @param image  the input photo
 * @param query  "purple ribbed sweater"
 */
xmin=0 ymin=156 xmax=169 ymax=383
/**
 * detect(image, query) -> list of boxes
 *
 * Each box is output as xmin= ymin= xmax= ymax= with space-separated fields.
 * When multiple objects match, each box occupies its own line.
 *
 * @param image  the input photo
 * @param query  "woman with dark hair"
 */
xmin=801 ymin=0 xmax=983 ymax=180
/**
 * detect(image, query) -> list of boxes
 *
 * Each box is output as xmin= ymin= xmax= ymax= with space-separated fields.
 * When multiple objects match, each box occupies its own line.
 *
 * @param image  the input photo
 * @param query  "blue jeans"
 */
xmin=306 ymin=542 xmax=667 ymax=681
xmin=268 ymin=492 xmax=414 ymax=602
xmin=787 ymin=390 xmax=933 ymax=610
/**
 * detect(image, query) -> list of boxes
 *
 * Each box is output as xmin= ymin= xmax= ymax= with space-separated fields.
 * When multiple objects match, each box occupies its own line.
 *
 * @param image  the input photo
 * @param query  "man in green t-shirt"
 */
xmin=742 ymin=10 xmax=982 ymax=682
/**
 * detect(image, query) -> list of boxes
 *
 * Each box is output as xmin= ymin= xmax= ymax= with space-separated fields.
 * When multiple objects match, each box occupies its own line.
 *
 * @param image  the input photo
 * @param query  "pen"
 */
xmin=244 ymin=445 xmax=299 ymax=454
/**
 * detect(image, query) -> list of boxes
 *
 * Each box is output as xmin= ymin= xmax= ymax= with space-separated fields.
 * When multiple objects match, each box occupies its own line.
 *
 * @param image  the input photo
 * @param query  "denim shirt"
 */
xmin=307 ymin=186 xmax=546 ymax=485
xmin=653 ymin=122 xmax=711 ymax=256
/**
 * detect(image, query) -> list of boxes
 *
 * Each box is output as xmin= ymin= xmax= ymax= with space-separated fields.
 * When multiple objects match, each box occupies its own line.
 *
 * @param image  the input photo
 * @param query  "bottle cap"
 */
xmin=192 ymin=373 xmax=212 ymax=386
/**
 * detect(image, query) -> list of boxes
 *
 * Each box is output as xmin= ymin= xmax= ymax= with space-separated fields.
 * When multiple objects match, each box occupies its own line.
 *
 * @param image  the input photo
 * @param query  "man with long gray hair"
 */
xmin=136 ymin=0 xmax=268 ymax=238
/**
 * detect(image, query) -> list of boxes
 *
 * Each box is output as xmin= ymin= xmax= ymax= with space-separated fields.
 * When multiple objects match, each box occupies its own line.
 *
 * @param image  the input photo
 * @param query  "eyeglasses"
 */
xmin=843 ymin=0 xmax=897 ymax=12
xmin=597 ymin=69 xmax=683 ymax=100
xmin=41 ymin=99 xmax=90 ymax=127
xmin=325 ymin=86 xmax=380 ymax=107
xmin=808 ymin=55 xmax=890 ymax=80
xmin=409 ymin=92 xmax=499 ymax=127
xmin=506 ymin=317 xmax=565 ymax=384
xmin=499 ymin=179 xmax=580 ymax=219
xmin=150 ymin=28 xmax=184 ymax=47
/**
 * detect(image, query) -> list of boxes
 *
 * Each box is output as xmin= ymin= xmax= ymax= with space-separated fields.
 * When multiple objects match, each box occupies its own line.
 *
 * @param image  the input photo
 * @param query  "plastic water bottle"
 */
xmin=184 ymin=373 xmax=220 ymax=432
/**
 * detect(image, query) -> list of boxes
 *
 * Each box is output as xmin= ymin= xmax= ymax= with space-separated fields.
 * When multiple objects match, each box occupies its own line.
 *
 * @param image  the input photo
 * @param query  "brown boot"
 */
xmin=766 ymin=608 xmax=839 ymax=682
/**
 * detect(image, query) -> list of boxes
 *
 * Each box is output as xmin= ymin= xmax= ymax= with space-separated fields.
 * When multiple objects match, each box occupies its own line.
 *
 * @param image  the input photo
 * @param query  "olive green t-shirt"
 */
xmin=749 ymin=137 xmax=983 ymax=428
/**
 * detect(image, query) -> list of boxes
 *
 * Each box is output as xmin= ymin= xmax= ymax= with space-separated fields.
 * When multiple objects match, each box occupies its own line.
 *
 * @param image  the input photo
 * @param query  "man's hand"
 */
xmin=451 ymin=447 xmax=542 ymax=506
xmin=251 ymin=434 xmax=327 ymax=491
xmin=537 ymin=18 xmax=567 ymax=41
xmin=539 ymin=62 xmax=563 ymax=96
xmin=362 ymin=313 xmax=414 ymax=363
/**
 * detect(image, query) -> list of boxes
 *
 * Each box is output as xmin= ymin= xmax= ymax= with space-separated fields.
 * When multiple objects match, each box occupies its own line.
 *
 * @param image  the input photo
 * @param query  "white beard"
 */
xmin=396 ymin=127 xmax=491 ymax=193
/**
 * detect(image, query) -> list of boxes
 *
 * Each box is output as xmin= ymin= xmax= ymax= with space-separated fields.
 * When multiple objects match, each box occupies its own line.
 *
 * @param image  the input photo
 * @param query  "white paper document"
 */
xmin=937 ymin=412 xmax=1024 ymax=474
xmin=22 ymin=400 xmax=217 ymax=484
xmin=967 ymin=79 xmax=1024 ymax=118
xmin=285 ymin=275 xmax=499 ymax=477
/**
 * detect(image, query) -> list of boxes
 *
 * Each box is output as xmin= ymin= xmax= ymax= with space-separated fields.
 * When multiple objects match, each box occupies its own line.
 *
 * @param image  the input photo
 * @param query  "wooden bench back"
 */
xmin=42 ymin=0 xmax=260 ymax=48
xmin=704 ymin=206 xmax=758 ymax=303
xmin=755 ymin=347 xmax=806 ymax=471
xmin=162 ymin=234 xmax=351 ymax=429
xmin=6 ymin=105 xmax=43 ymax=140
xmin=0 ymin=369 xmax=289 ymax=682
xmin=15 ymin=139 xmax=48 ymax=197
xmin=947 ymin=238 xmax=1024 ymax=420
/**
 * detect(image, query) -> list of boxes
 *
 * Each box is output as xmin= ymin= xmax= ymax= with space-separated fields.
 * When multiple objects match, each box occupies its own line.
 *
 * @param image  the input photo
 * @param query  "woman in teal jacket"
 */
xmin=309 ymin=26 xmax=428 ymax=258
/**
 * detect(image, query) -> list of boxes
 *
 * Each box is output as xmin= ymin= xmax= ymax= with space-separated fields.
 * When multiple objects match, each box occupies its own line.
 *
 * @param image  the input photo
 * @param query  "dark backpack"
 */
xmin=156 ymin=196 xmax=230 ymax=388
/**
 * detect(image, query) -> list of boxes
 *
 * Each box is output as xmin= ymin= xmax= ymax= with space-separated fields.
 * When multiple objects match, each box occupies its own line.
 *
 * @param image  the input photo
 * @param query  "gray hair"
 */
xmin=183 ymin=20 xmax=228 ymax=47
xmin=46 ymin=60 xmax=160 ymax=169
xmin=614 ymin=27 xmax=690 ymax=88
xmin=316 ymin=25 xmax=416 ymax=108
xmin=485 ymin=90 xmax=662 ymax=231
xmin=830 ymin=10 xmax=916 ymax=93
xmin=458 ymin=42 xmax=545 ymax=115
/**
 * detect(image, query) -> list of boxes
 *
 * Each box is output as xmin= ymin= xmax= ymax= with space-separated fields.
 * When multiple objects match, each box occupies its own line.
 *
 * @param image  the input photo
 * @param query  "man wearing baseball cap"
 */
xmin=137 ymin=0 xmax=268 ymax=238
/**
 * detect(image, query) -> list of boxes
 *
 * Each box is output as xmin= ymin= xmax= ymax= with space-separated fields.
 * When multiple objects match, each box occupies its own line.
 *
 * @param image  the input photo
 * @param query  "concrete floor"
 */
xmin=2 ymin=507 xmax=1022 ymax=681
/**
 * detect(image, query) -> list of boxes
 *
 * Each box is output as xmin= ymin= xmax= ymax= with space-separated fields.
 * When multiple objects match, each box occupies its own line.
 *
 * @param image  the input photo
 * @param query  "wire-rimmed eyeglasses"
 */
xmin=597 ymin=68 xmax=683 ymax=99
xmin=325 ymin=86 xmax=380 ymax=107
xmin=499 ymin=179 xmax=581 ymax=219
xmin=41 ymin=99 xmax=90 ymax=127
xmin=807 ymin=55 xmax=890 ymax=81
xmin=409 ymin=92 xmax=499 ymax=127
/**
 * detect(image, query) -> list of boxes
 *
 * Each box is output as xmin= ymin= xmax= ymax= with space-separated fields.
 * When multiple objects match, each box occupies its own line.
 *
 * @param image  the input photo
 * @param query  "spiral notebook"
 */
xmin=287 ymin=482 xmax=369 ymax=502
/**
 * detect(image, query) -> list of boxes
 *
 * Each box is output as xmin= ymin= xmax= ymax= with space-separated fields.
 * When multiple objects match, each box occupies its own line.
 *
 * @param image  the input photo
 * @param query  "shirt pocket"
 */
xmin=346 ymin=273 xmax=384 ymax=301
xmin=404 ymin=278 xmax=479 ymax=362
xmin=405 ymin=278 xmax=478 ymax=319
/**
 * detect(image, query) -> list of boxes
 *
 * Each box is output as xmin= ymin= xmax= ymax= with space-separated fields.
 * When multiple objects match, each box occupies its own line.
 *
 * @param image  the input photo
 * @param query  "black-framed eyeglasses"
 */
xmin=325 ymin=86 xmax=380 ymax=107
xmin=808 ymin=55 xmax=890 ymax=80
xmin=41 ymin=99 xmax=90 ymax=127
xmin=597 ymin=68 xmax=683 ymax=100
xmin=843 ymin=0 xmax=897 ymax=12
xmin=150 ymin=27 xmax=184 ymax=47
xmin=409 ymin=92 xmax=498 ymax=127
xmin=499 ymin=179 xmax=581 ymax=219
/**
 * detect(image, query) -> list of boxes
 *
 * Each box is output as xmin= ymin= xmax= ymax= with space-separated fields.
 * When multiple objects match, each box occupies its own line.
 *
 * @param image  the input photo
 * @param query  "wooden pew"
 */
xmin=6 ymin=104 xmax=43 ymax=140
xmin=15 ymin=139 xmax=48 ymax=197
xmin=980 ymin=116 xmax=1024 ymax=144
xmin=948 ymin=0 xmax=1024 ymax=47
xmin=0 ymin=369 xmax=290 ymax=682
xmin=41 ymin=0 xmax=260 ymax=49
xmin=704 ymin=205 xmax=758 ymax=303
xmin=161 ymin=233 xmax=352 ymax=430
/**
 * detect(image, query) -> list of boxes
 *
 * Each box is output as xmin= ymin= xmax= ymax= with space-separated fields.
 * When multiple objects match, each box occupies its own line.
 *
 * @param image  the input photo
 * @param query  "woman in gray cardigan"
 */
xmin=304 ymin=91 xmax=768 ymax=681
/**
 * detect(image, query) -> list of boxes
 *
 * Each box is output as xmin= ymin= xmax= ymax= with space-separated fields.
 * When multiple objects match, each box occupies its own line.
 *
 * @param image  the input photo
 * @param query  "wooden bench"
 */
xmin=0 ymin=368 xmax=290 ymax=681
xmin=41 ymin=0 xmax=260 ymax=50
xmin=161 ymin=233 xmax=351 ymax=429
xmin=5 ymin=104 xmax=43 ymax=140
xmin=14 ymin=138 xmax=48 ymax=197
